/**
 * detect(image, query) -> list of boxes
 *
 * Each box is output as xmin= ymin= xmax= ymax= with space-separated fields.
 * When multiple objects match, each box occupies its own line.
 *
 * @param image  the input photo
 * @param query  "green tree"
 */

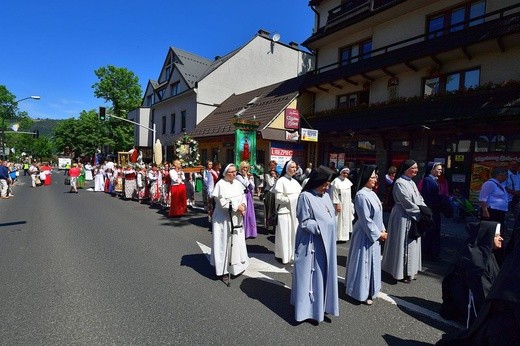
xmin=92 ymin=65 xmax=142 ymax=118
xmin=52 ymin=110 xmax=109 ymax=157
xmin=92 ymin=65 xmax=142 ymax=153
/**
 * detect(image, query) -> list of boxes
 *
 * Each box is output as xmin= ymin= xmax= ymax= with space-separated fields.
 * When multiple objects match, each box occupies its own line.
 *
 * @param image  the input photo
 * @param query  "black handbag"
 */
xmin=266 ymin=205 xmax=281 ymax=227
xmin=409 ymin=205 xmax=434 ymax=239
xmin=64 ymin=177 xmax=71 ymax=185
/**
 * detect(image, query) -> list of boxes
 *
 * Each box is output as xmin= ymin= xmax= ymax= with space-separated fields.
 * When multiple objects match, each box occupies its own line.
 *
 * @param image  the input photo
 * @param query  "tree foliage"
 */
xmin=52 ymin=110 xmax=110 ymax=157
xmin=92 ymin=65 xmax=143 ymax=118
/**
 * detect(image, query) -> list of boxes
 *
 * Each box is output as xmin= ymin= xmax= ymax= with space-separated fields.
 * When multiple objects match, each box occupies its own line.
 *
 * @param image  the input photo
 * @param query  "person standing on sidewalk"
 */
xmin=346 ymin=165 xmax=387 ymax=305
xmin=506 ymin=160 xmax=520 ymax=228
xmin=382 ymin=159 xmax=427 ymax=283
xmin=479 ymin=167 xmax=509 ymax=266
xmin=0 ymin=161 xmax=11 ymax=199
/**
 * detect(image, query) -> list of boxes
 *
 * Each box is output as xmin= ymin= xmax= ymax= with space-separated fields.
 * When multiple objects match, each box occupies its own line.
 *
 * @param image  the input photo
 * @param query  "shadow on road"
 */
xmin=240 ymin=277 xmax=297 ymax=326
xmin=382 ymin=334 xmax=432 ymax=345
xmin=180 ymin=253 xmax=215 ymax=281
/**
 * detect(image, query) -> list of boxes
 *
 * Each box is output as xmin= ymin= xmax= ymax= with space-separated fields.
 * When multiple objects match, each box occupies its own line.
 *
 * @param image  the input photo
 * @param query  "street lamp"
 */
xmin=1 ymin=95 xmax=41 ymax=160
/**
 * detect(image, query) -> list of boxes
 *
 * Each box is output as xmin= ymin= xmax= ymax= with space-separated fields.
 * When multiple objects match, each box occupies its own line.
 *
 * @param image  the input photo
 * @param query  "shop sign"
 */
xmin=301 ymin=128 xmax=318 ymax=142
xmin=284 ymin=108 xmax=300 ymax=130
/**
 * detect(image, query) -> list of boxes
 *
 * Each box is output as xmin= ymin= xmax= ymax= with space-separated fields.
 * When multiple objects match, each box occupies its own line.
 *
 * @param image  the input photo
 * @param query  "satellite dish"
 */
xmin=272 ymin=33 xmax=280 ymax=42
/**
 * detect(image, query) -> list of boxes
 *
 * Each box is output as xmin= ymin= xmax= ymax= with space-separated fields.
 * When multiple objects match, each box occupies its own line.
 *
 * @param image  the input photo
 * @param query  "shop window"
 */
xmin=457 ymin=139 xmax=471 ymax=152
xmin=510 ymin=136 xmax=520 ymax=152
xmin=490 ymin=135 xmax=507 ymax=152
xmin=200 ymin=149 xmax=208 ymax=164
xmin=475 ymin=135 xmax=512 ymax=152
xmin=475 ymin=136 xmax=489 ymax=152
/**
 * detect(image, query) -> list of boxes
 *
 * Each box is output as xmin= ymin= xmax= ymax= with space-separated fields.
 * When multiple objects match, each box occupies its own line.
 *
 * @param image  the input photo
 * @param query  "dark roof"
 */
xmin=308 ymin=85 xmax=520 ymax=134
xmin=169 ymin=46 xmax=213 ymax=88
xmin=190 ymin=75 xmax=307 ymax=138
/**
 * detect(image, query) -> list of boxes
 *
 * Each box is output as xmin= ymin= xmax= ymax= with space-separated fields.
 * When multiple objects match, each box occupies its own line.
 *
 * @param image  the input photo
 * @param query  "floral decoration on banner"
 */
xmin=174 ymin=134 xmax=200 ymax=168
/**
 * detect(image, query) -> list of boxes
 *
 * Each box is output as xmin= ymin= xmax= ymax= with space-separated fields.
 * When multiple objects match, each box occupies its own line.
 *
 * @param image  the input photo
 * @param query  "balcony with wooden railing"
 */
xmin=301 ymin=3 xmax=520 ymax=91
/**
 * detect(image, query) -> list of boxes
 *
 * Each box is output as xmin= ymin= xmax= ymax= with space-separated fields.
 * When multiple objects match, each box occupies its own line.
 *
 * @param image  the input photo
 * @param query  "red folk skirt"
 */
xmin=168 ymin=183 xmax=187 ymax=217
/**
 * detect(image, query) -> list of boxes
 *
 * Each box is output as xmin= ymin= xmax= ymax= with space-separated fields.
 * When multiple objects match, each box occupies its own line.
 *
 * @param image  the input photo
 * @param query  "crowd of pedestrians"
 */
xmin=11 ymin=154 xmax=520 ymax=336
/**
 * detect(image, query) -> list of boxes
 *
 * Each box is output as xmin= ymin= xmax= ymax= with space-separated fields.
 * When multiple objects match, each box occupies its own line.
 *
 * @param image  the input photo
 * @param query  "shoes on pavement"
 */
xmin=400 ymin=276 xmax=412 ymax=284
xmin=364 ymin=299 xmax=373 ymax=305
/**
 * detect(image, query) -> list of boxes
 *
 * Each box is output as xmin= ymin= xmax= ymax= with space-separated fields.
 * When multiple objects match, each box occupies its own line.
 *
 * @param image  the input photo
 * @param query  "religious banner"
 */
xmin=234 ymin=128 xmax=256 ymax=167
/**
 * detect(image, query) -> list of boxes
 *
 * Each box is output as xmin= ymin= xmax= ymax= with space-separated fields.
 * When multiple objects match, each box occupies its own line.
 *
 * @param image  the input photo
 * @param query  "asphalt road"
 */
xmin=0 ymin=171 xmax=466 ymax=345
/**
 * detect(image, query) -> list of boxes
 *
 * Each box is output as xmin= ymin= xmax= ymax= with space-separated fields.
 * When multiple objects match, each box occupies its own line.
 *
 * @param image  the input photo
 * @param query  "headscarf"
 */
xmin=388 ymin=159 xmax=416 ymax=208
xmin=219 ymin=163 xmax=235 ymax=180
xmin=394 ymin=159 xmax=417 ymax=180
xmin=354 ymin=164 xmax=378 ymax=193
xmin=280 ymin=160 xmax=295 ymax=177
xmin=303 ymin=165 xmax=335 ymax=191
xmin=340 ymin=167 xmax=350 ymax=174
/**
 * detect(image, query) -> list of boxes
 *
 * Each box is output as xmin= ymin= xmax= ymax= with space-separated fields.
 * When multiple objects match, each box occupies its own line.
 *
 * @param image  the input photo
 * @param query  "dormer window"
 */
xmin=171 ymin=82 xmax=180 ymax=97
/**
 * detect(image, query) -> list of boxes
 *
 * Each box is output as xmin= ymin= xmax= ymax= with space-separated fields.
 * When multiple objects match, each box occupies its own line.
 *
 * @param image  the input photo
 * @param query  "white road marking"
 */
xmin=197 ymin=241 xmax=291 ymax=287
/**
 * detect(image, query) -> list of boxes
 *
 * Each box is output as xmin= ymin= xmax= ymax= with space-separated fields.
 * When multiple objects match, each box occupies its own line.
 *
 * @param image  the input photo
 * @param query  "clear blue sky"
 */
xmin=1 ymin=0 xmax=314 ymax=120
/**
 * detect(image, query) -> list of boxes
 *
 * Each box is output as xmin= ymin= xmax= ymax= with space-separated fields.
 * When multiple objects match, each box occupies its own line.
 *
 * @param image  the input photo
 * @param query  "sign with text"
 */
xmin=300 ymin=128 xmax=318 ymax=142
xmin=270 ymin=141 xmax=304 ymax=173
xmin=284 ymin=108 xmax=300 ymax=130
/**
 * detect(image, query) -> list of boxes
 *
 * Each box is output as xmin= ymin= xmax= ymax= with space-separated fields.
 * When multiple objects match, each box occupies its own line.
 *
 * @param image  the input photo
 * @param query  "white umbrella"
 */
xmin=154 ymin=139 xmax=162 ymax=165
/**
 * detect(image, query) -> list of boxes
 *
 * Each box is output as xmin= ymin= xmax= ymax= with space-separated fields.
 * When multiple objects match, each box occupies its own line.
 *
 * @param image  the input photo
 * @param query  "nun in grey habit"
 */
xmin=381 ymin=159 xmax=427 ymax=283
xmin=291 ymin=166 xmax=339 ymax=324
xmin=345 ymin=165 xmax=387 ymax=305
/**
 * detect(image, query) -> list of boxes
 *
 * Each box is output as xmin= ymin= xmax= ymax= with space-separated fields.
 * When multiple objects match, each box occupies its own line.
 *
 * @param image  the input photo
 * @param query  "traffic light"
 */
xmin=33 ymin=130 xmax=39 ymax=139
xmin=99 ymin=107 xmax=106 ymax=122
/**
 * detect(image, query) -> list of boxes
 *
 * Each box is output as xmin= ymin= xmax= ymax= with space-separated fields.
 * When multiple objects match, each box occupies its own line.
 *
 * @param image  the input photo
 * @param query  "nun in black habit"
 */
xmin=439 ymin=220 xmax=501 ymax=328
xmin=437 ymin=216 xmax=520 ymax=345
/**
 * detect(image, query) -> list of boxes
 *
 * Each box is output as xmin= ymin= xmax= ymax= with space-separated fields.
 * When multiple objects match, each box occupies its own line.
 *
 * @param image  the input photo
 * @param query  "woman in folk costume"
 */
xmin=93 ymin=165 xmax=105 ymax=192
xmin=210 ymin=163 xmax=249 ymax=282
xmin=113 ymin=164 xmax=124 ymax=196
xmin=331 ymin=167 xmax=354 ymax=241
xmin=38 ymin=162 xmax=52 ymax=186
xmin=161 ymin=162 xmax=171 ymax=208
xmin=169 ymin=159 xmax=187 ymax=217
xmin=291 ymin=166 xmax=339 ymax=324
xmin=381 ymin=159 xmax=427 ymax=283
xmin=236 ymin=160 xmax=257 ymax=239
xmin=84 ymin=162 xmax=93 ymax=181
xmin=148 ymin=163 xmax=161 ymax=205
xmin=77 ymin=163 xmax=85 ymax=189
xmin=274 ymin=160 xmax=302 ymax=264
xmin=122 ymin=164 xmax=137 ymax=200
xmin=104 ymin=167 xmax=114 ymax=194
xmin=346 ymin=165 xmax=388 ymax=305
xmin=136 ymin=165 xmax=149 ymax=203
